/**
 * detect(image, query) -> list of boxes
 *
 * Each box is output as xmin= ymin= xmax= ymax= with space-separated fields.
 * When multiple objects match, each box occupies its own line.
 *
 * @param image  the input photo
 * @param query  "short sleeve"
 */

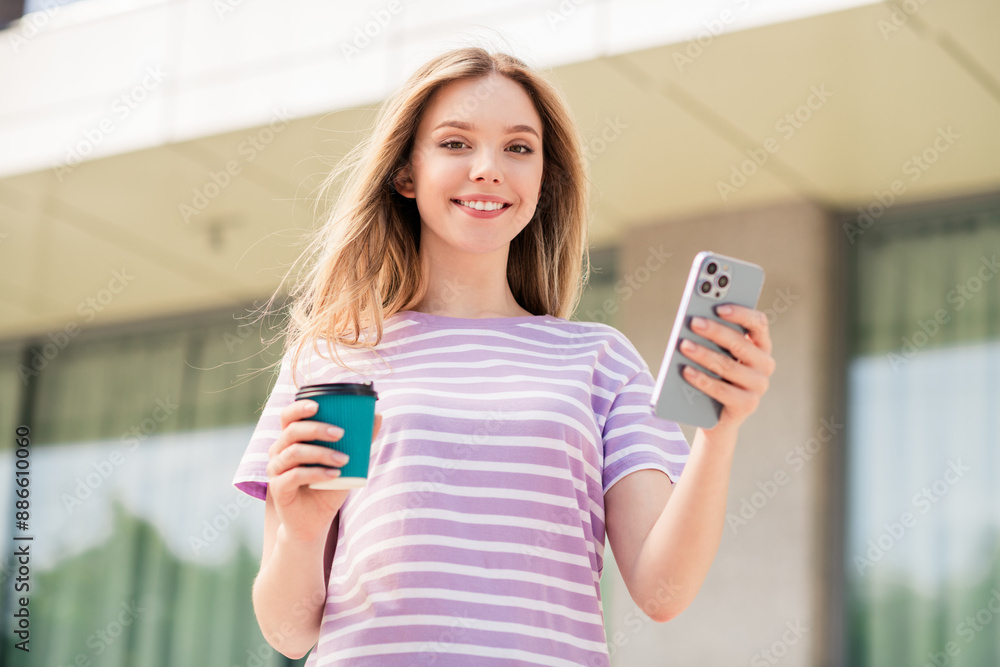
xmin=231 ymin=352 xmax=302 ymax=501
xmin=601 ymin=333 xmax=691 ymax=494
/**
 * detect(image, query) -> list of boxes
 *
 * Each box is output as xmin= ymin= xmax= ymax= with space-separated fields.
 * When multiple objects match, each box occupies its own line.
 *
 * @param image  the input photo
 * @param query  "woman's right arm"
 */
xmin=251 ymin=399 xmax=381 ymax=659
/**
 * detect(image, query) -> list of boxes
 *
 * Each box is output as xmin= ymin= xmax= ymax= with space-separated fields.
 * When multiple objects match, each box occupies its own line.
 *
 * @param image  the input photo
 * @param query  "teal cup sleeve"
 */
xmin=300 ymin=391 xmax=377 ymax=480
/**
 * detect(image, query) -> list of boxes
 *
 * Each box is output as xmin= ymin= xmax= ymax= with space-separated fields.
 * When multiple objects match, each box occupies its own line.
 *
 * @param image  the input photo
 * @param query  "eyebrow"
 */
xmin=432 ymin=120 xmax=540 ymax=140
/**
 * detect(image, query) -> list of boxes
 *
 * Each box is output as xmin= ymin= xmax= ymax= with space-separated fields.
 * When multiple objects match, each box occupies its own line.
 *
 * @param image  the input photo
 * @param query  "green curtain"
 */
xmin=0 ymin=311 xmax=307 ymax=667
xmin=846 ymin=204 xmax=1000 ymax=666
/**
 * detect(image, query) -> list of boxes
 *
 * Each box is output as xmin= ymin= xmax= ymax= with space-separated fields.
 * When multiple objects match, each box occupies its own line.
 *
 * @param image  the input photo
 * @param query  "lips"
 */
xmin=451 ymin=199 xmax=512 ymax=218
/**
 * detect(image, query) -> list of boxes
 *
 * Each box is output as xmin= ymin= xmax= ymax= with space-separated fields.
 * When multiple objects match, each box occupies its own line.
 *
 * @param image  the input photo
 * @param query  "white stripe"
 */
xmin=359 ymin=324 xmax=613 ymax=354
xmin=378 ymin=403 xmax=599 ymax=446
xmin=607 ymin=404 xmax=655 ymax=419
xmin=329 ymin=530 xmax=591 ymax=586
xmin=604 ymin=443 xmax=688 ymax=468
xmin=233 ymin=473 xmax=267 ymax=486
xmin=605 ymin=463 xmax=676 ymax=492
xmin=603 ymin=423 xmax=687 ymax=442
xmin=376 ymin=387 xmax=596 ymax=426
xmin=321 ymin=585 xmax=604 ymax=627
xmin=363 ymin=436 xmax=606 ymax=524
xmin=315 ymin=639 xmax=597 ymax=667
xmin=365 ymin=447 xmax=603 ymax=522
xmin=326 ymin=560 xmax=596 ymax=605
xmin=315 ymin=612 xmax=609 ymax=656
xmin=370 ymin=426 xmax=602 ymax=486
xmin=343 ymin=479 xmax=580 ymax=534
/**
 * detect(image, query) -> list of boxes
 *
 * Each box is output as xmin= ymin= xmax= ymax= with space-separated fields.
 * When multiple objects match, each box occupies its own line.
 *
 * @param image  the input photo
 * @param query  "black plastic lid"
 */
xmin=295 ymin=381 xmax=377 ymax=400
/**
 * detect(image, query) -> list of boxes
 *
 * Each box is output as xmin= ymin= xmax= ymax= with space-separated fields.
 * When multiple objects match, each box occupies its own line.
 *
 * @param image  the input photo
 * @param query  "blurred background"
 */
xmin=0 ymin=0 xmax=998 ymax=665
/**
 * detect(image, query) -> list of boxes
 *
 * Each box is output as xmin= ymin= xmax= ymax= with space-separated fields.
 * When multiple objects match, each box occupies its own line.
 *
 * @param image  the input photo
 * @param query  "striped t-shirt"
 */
xmin=232 ymin=309 xmax=690 ymax=666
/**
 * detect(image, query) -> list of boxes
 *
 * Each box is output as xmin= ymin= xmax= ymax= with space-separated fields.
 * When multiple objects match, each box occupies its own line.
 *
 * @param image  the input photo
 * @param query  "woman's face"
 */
xmin=396 ymin=73 xmax=544 ymax=257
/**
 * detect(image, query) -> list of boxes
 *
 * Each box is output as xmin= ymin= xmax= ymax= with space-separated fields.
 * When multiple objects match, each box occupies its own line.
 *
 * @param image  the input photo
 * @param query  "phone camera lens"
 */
xmin=717 ymin=275 xmax=729 ymax=288
xmin=700 ymin=281 xmax=712 ymax=294
xmin=706 ymin=262 xmax=717 ymax=275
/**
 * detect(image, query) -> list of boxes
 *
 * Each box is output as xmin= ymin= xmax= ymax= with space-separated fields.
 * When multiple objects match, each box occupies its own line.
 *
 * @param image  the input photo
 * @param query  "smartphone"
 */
xmin=651 ymin=251 xmax=765 ymax=429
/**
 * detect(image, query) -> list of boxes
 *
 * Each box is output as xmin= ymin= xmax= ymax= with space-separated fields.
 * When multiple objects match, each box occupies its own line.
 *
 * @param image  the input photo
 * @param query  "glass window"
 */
xmin=845 ymin=199 xmax=1000 ymax=666
xmin=0 ymin=308 xmax=307 ymax=666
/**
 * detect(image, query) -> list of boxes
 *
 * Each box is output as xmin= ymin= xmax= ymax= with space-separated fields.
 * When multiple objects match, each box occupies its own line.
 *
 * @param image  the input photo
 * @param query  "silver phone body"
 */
xmin=651 ymin=251 xmax=765 ymax=429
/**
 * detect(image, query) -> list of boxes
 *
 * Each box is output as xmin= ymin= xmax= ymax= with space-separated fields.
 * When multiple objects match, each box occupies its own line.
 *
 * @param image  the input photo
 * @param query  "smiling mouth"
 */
xmin=451 ymin=199 xmax=512 ymax=212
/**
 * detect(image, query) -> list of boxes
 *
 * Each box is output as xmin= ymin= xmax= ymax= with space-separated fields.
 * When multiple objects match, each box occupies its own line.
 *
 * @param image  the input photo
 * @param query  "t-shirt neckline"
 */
xmin=395 ymin=309 xmax=552 ymax=328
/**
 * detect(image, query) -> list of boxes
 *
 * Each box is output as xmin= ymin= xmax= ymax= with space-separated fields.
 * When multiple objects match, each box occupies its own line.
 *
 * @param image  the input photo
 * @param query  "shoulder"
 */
xmin=543 ymin=318 xmax=647 ymax=374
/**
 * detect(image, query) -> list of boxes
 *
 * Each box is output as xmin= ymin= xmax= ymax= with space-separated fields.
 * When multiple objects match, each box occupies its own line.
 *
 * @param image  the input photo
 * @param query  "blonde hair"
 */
xmin=260 ymin=46 xmax=592 ymax=386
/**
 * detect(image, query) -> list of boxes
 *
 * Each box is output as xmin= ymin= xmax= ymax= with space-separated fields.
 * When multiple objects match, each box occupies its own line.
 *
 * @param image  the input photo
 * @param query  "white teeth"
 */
xmin=457 ymin=199 xmax=506 ymax=211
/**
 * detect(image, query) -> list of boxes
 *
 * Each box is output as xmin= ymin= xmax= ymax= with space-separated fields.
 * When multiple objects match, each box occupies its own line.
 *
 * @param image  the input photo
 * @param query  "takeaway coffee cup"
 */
xmin=295 ymin=381 xmax=378 ymax=490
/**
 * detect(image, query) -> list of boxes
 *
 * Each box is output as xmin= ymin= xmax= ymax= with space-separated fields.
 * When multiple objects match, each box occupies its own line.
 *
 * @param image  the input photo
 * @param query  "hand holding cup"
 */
xmin=265 ymin=398 xmax=382 ymax=544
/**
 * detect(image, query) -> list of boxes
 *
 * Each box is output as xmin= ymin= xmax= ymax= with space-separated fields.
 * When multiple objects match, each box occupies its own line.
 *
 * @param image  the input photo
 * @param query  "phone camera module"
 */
xmin=700 ymin=281 xmax=712 ymax=294
xmin=717 ymin=275 xmax=729 ymax=288
xmin=706 ymin=262 xmax=717 ymax=275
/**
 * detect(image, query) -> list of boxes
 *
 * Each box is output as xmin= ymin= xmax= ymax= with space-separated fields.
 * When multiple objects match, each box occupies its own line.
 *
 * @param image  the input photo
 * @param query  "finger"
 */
xmin=269 ymin=419 xmax=345 ymax=460
xmin=714 ymin=305 xmax=773 ymax=356
xmin=266 ymin=442 xmax=349 ymax=479
xmin=682 ymin=365 xmax=759 ymax=414
xmin=373 ymin=413 xmax=382 ymax=439
xmin=280 ymin=399 xmax=319 ymax=430
xmin=679 ymin=338 xmax=769 ymax=394
xmin=690 ymin=314 xmax=772 ymax=371
xmin=269 ymin=465 xmax=343 ymax=502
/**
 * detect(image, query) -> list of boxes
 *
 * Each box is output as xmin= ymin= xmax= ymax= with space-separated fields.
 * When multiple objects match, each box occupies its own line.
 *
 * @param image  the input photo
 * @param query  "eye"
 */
xmin=440 ymin=140 xmax=467 ymax=150
xmin=509 ymin=143 xmax=534 ymax=155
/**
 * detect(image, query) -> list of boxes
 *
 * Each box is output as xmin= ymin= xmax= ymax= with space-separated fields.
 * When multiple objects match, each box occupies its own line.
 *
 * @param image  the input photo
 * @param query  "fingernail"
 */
xmin=303 ymin=400 xmax=318 ymax=411
xmin=327 ymin=425 xmax=344 ymax=436
xmin=691 ymin=316 xmax=707 ymax=330
xmin=681 ymin=339 xmax=695 ymax=352
xmin=717 ymin=305 xmax=733 ymax=315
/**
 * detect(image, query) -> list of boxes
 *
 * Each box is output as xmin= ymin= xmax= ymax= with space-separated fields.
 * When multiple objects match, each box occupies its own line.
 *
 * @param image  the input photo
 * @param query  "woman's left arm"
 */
xmin=605 ymin=305 xmax=775 ymax=622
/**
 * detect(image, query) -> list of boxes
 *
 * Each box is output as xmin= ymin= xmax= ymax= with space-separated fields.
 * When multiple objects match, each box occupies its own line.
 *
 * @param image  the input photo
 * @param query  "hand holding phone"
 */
xmin=651 ymin=251 xmax=765 ymax=429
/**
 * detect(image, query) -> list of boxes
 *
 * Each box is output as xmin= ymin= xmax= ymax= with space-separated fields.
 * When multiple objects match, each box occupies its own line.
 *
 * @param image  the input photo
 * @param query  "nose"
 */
xmin=469 ymin=148 xmax=502 ymax=184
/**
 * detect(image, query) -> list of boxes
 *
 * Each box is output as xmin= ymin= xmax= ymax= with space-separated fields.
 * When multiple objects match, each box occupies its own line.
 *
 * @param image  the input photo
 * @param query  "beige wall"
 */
xmin=600 ymin=199 xmax=845 ymax=666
